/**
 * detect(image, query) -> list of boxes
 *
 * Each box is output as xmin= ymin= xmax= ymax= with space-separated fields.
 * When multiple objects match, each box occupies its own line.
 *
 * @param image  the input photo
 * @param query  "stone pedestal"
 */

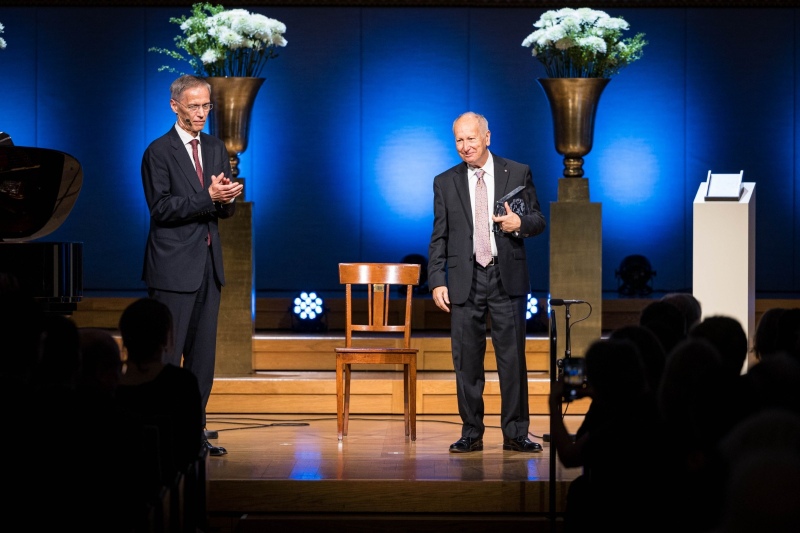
xmin=549 ymin=178 xmax=602 ymax=360
xmin=693 ymin=182 xmax=756 ymax=371
xmin=215 ymin=200 xmax=254 ymax=376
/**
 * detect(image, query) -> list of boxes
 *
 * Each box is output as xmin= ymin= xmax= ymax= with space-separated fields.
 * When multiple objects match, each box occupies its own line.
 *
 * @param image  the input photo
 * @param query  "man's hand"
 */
xmin=432 ymin=286 xmax=451 ymax=313
xmin=491 ymin=201 xmax=521 ymax=233
xmin=209 ymin=172 xmax=243 ymax=203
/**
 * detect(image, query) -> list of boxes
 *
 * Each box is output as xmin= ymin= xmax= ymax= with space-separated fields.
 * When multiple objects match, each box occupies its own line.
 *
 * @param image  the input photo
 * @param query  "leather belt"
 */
xmin=475 ymin=255 xmax=499 ymax=267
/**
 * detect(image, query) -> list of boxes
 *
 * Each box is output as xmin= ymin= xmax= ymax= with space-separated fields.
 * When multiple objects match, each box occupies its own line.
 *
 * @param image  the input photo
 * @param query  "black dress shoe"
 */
xmin=449 ymin=436 xmax=483 ymax=453
xmin=204 ymin=439 xmax=227 ymax=456
xmin=503 ymin=436 xmax=543 ymax=452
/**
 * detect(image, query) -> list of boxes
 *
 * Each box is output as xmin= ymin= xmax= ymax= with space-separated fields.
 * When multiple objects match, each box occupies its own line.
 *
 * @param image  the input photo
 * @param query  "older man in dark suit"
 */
xmin=141 ymin=74 xmax=243 ymax=456
xmin=428 ymin=111 xmax=546 ymax=453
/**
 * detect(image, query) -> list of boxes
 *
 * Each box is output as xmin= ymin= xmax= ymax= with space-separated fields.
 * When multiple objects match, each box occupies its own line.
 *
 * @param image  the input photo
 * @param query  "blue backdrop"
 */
xmin=1 ymin=5 xmax=798 ymax=301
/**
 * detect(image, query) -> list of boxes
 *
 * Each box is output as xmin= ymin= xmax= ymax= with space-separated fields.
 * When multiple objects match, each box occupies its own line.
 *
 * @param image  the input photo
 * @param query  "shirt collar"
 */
xmin=175 ymin=123 xmax=200 ymax=146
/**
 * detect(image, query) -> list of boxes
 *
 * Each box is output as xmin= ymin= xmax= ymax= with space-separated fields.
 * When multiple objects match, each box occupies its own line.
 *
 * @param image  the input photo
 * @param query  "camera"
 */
xmin=561 ymin=357 xmax=587 ymax=402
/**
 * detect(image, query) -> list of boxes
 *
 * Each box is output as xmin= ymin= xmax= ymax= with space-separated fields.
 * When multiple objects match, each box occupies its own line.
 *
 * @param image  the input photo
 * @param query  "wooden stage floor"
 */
xmin=203 ymin=413 xmax=585 ymax=533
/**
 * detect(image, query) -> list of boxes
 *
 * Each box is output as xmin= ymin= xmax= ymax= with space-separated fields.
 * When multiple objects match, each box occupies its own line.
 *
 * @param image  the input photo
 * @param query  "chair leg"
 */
xmin=343 ymin=363 xmax=351 ymax=437
xmin=336 ymin=356 xmax=344 ymax=441
xmin=403 ymin=365 xmax=410 ymax=437
xmin=409 ymin=359 xmax=416 ymax=441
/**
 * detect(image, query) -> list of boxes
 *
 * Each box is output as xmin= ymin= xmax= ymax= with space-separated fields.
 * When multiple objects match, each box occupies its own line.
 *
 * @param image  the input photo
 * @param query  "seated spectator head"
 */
xmin=0 ymin=273 xmax=44 ymax=385
xmin=119 ymin=298 xmax=174 ymax=366
xmin=78 ymin=328 xmax=123 ymax=396
xmin=740 ymin=353 xmax=800 ymax=417
xmin=584 ymin=337 xmax=649 ymax=403
xmin=658 ymin=337 xmax=728 ymax=446
xmin=775 ymin=307 xmax=800 ymax=361
xmin=717 ymin=409 xmax=800 ymax=533
xmin=689 ymin=315 xmax=749 ymax=378
xmin=609 ymin=324 xmax=667 ymax=396
xmin=639 ymin=300 xmax=687 ymax=355
xmin=661 ymin=292 xmax=702 ymax=332
xmin=36 ymin=313 xmax=82 ymax=392
xmin=753 ymin=307 xmax=786 ymax=361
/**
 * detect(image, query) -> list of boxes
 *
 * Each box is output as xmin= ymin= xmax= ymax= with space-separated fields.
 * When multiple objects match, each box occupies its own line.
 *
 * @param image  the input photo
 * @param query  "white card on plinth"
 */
xmin=705 ymin=170 xmax=743 ymax=201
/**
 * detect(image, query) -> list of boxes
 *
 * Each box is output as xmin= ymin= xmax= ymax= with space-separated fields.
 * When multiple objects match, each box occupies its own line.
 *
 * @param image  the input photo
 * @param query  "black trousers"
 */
xmin=449 ymin=263 xmax=529 ymax=440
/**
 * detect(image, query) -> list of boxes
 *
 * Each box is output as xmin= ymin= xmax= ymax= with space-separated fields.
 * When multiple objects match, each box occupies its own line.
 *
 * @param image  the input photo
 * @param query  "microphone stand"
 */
xmin=549 ymin=302 xmax=574 ymax=531
xmin=548 ymin=306 xmax=558 ymax=530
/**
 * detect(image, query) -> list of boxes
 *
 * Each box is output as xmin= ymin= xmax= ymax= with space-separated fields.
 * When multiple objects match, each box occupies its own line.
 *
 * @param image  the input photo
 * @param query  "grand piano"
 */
xmin=0 ymin=132 xmax=83 ymax=314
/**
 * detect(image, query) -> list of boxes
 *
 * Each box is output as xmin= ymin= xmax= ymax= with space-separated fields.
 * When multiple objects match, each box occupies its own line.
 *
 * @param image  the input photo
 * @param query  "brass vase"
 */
xmin=538 ymin=78 xmax=610 ymax=179
xmin=206 ymin=76 xmax=265 ymax=181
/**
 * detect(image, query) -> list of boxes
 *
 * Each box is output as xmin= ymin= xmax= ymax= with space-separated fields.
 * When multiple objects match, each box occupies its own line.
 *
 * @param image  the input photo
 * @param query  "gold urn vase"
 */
xmin=538 ymin=77 xmax=610 ymax=179
xmin=206 ymin=76 xmax=265 ymax=182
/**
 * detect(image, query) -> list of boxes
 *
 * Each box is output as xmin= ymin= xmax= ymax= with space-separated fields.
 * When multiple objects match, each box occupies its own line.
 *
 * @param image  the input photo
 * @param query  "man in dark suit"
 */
xmin=428 ymin=111 xmax=546 ymax=453
xmin=141 ymin=74 xmax=243 ymax=456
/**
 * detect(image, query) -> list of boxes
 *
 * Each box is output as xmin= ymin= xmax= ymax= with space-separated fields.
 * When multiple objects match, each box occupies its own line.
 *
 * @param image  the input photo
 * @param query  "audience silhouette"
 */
xmin=716 ymin=408 xmax=800 ymax=533
xmin=752 ymin=306 xmax=786 ymax=361
xmin=639 ymin=299 xmax=687 ymax=355
xmin=608 ymin=324 xmax=667 ymax=398
xmin=738 ymin=351 xmax=800 ymax=418
xmin=116 ymin=297 xmax=205 ymax=489
xmin=657 ymin=336 xmax=731 ymax=531
xmin=661 ymin=292 xmax=702 ymax=332
xmin=688 ymin=315 xmax=749 ymax=378
xmin=775 ymin=307 xmax=800 ymax=361
xmin=2 ymin=288 xmax=143 ymax=530
xmin=78 ymin=327 xmax=124 ymax=398
xmin=8 ymin=267 xmax=800 ymax=532
xmin=549 ymin=337 xmax=668 ymax=532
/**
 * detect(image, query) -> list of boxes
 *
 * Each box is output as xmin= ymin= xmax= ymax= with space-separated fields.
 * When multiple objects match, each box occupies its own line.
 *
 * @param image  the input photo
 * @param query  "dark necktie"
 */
xmin=474 ymin=169 xmax=492 ymax=267
xmin=190 ymin=139 xmax=211 ymax=246
xmin=189 ymin=139 xmax=204 ymax=187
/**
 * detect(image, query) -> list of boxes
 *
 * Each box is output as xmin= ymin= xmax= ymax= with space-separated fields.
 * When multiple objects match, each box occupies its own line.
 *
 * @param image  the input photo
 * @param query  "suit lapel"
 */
xmin=170 ymin=128 xmax=204 ymax=192
xmin=452 ymin=164 xmax=473 ymax=230
xmin=492 ymin=155 xmax=511 ymax=203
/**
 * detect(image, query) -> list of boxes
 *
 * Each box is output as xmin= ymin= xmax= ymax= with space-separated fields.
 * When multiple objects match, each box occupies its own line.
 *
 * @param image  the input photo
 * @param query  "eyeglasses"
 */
xmin=175 ymin=100 xmax=213 ymax=113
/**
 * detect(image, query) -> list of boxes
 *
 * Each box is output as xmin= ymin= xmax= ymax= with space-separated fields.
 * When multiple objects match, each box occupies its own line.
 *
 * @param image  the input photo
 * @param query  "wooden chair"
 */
xmin=335 ymin=262 xmax=421 ymax=441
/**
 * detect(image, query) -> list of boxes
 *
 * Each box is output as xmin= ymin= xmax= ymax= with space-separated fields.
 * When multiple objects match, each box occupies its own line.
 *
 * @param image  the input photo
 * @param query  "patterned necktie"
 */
xmin=190 ymin=139 xmax=211 ymax=245
xmin=190 ymin=139 xmax=204 ymax=187
xmin=474 ymin=169 xmax=492 ymax=267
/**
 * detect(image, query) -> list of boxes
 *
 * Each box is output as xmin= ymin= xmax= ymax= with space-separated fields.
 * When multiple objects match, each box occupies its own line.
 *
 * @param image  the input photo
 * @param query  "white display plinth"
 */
xmin=692 ymin=181 xmax=755 ymax=372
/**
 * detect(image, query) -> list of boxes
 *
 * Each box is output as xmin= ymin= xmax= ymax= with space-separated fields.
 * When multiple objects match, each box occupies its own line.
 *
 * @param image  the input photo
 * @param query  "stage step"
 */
xmin=207 ymin=370 xmax=590 ymax=416
xmin=208 ymin=334 xmax=590 ymax=416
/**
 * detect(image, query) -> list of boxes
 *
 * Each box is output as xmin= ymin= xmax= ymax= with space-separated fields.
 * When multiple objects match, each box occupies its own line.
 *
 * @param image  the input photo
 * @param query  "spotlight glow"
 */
xmin=293 ymin=292 xmax=323 ymax=320
xmin=526 ymin=294 xmax=539 ymax=320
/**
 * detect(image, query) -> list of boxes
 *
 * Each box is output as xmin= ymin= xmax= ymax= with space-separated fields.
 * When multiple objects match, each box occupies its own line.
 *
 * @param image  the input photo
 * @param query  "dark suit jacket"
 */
xmin=428 ymin=153 xmax=546 ymax=305
xmin=141 ymin=127 xmax=235 ymax=292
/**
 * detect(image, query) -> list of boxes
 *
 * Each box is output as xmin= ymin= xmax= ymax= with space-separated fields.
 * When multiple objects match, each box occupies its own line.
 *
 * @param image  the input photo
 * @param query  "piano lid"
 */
xmin=0 ymin=133 xmax=83 ymax=242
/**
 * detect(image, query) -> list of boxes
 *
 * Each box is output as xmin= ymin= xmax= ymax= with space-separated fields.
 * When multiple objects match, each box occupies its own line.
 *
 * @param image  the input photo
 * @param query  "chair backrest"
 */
xmin=338 ymin=263 xmax=421 ymax=348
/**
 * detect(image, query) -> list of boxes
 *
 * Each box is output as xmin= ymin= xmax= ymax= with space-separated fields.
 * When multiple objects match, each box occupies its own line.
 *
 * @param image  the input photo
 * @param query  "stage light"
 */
xmin=526 ymin=294 xmax=539 ymax=320
xmin=526 ymin=294 xmax=548 ymax=333
xmin=290 ymin=291 xmax=328 ymax=332
xmin=616 ymin=255 xmax=656 ymax=296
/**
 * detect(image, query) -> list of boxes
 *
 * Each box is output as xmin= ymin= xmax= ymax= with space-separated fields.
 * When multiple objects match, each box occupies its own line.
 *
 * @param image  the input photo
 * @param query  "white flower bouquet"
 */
xmin=150 ymin=2 xmax=287 ymax=78
xmin=522 ymin=7 xmax=646 ymax=78
xmin=0 ymin=21 xmax=7 ymax=50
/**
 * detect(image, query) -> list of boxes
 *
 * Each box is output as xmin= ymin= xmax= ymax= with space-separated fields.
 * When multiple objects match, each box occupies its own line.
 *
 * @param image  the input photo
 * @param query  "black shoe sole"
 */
xmin=449 ymin=446 xmax=483 ymax=453
xmin=449 ymin=440 xmax=484 ymax=453
xmin=502 ymin=443 xmax=542 ymax=452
